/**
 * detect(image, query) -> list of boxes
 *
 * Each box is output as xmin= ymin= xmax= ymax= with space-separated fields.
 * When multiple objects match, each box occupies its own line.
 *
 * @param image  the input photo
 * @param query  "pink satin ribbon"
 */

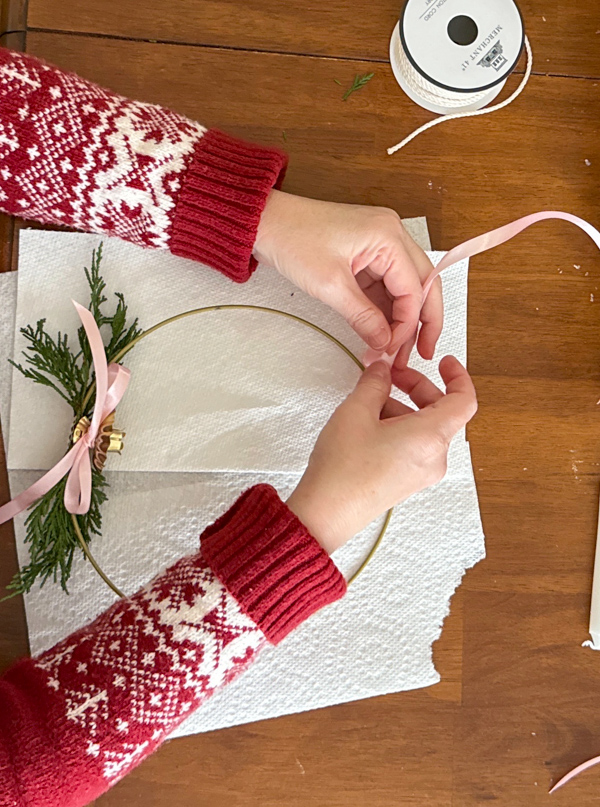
xmin=366 ymin=210 xmax=600 ymax=792
xmin=365 ymin=210 xmax=600 ymax=366
xmin=2 ymin=216 xmax=600 ymax=791
xmin=422 ymin=211 xmax=600 ymax=298
xmin=549 ymin=756 xmax=600 ymax=793
xmin=0 ymin=301 xmax=130 ymax=523
xmin=431 ymin=210 xmax=600 ymax=794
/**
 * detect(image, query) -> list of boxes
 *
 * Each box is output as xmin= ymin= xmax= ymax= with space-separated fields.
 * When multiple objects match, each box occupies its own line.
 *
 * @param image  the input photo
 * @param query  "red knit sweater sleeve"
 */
xmin=0 ymin=485 xmax=346 ymax=807
xmin=0 ymin=47 xmax=287 ymax=282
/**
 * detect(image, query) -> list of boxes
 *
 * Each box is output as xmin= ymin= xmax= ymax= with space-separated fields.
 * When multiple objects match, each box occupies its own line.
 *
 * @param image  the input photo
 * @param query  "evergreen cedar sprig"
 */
xmin=342 ymin=73 xmax=375 ymax=101
xmin=5 ymin=244 xmax=142 ymax=596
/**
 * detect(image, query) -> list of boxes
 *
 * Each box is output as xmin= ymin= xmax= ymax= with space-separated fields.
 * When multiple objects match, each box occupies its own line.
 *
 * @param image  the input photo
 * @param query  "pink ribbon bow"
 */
xmin=0 ymin=301 xmax=130 ymax=524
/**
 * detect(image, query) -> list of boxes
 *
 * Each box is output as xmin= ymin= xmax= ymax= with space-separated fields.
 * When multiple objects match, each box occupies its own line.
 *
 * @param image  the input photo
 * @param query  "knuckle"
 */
xmin=461 ymin=396 xmax=478 ymax=424
xmin=319 ymin=274 xmax=343 ymax=301
xmin=348 ymin=306 xmax=379 ymax=332
xmin=369 ymin=206 xmax=402 ymax=230
xmin=436 ymin=454 xmax=448 ymax=479
xmin=359 ymin=374 xmax=387 ymax=396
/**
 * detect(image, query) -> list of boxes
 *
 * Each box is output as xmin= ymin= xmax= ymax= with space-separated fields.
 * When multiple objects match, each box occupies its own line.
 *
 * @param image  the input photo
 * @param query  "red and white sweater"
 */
xmin=0 ymin=49 xmax=347 ymax=806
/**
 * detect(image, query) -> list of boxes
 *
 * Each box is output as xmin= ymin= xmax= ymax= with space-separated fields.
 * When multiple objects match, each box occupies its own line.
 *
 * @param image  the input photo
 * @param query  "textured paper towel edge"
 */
xmin=1 ymin=217 xmax=489 ymax=735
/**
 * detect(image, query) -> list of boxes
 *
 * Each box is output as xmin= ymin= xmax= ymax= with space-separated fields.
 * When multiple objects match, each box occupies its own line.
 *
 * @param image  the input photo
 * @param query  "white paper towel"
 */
xmin=2 ymin=221 xmax=486 ymax=736
xmin=10 ymin=445 xmax=484 ymax=736
xmin=8 ymin=229 xmax=468 ymax=476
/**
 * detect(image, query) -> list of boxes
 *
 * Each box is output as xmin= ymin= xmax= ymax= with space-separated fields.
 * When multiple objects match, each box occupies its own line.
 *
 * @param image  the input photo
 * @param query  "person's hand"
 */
xmin=286 ymin=357 xmax=477 ymax=554
xmin=253 ymin=190 xmax=443 ymax=367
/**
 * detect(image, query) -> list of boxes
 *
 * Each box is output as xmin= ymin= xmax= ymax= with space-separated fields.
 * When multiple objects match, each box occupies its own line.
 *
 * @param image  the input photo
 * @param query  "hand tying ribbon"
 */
xmin=364 ymin=210 xmax=600 ymax=366
xmin=0 ymin=301 xmax=130 ymax=524
xmin=2 ymin=214 xmax=600 ymax=793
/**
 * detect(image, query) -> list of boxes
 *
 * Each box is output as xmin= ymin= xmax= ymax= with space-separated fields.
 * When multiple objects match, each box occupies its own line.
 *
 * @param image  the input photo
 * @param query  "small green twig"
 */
xmin=342 ymin=72 xmax=374 ymax=101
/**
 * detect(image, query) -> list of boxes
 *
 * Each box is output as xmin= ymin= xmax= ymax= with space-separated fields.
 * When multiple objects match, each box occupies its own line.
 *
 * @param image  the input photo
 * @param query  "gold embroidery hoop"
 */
xmin=72 ymin=305 xmax=394 ymax=598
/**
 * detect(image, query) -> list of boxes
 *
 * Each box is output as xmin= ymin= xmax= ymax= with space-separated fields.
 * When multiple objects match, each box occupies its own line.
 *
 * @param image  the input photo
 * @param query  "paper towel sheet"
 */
xmin=7 ymin=229 xmax=467 ymax=475
xmin=0 ymin=220 xmax=430 ymax=440
xmin=2 ymin=219 xmax=486 ymax=735
xmin=10 ymin=443 xmax=484 ymax=735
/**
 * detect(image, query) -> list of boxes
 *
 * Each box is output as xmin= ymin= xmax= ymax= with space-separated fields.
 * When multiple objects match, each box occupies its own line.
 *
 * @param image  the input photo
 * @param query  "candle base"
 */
xmin=582 ymin=631 xmax=600 ymax=650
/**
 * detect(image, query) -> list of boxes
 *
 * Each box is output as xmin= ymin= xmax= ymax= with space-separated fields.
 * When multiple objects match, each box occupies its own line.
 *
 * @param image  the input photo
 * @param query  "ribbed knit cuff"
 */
xmin=169 ymin=129 xmax=288 ymax=282
xmin=200 ymin=485 xmax=347 ymax=644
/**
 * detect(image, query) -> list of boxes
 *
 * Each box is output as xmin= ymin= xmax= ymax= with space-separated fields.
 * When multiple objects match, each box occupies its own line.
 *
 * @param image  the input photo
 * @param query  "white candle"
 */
xmin=584 ymin=497 xmax=600 ymax=649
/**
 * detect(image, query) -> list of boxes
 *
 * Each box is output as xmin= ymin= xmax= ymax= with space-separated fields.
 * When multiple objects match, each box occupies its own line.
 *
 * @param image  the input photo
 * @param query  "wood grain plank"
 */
xmin=99 ymin=696 xmax=457 ymax=807
xmin=0 ymin=0 xmax=27 ymax=36
xmin=24 ymin=0 xmax=600 ymax=79
xmin=455 ymin=589 xmax=600 ymax=803
xmin=0 ymin=4 xmax=26 ymax=677
xmin=0 ymin=439 xmax=29 ymax=672
xmin=22 ymin=33 xmax=600 ymax=248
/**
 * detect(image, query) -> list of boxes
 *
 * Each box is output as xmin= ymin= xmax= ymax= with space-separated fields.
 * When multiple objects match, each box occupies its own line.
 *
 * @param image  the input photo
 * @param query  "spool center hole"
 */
xmin=447 ymin=15 xmax=478 ymax=46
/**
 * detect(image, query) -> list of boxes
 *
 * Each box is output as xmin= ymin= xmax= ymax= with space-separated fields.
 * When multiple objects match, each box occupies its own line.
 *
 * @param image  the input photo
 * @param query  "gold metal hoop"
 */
xmin=74 ymin=304 xmax=394 ymax=596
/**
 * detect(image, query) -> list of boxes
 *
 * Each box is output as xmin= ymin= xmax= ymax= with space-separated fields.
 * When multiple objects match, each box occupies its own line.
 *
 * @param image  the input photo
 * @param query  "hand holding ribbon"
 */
xmin=0 ymin=302 xmax=130 ymax=524
xmin=364 ymin=211 xmax=600 ymax=367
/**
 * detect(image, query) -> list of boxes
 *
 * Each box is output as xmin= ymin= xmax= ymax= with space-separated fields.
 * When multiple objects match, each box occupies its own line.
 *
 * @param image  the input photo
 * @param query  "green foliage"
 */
xmin=342 ymin=72 xmax=375 ymax=101
xmin=5 ymin=244 xmax=141 ymax=596
xmin=5 ymin=471 xmax=108 ymax=597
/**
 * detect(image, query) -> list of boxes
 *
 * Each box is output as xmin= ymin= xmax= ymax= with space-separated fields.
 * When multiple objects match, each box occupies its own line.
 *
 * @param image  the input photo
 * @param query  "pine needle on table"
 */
xmin=342 ymin=72 xmax=374 ymax=100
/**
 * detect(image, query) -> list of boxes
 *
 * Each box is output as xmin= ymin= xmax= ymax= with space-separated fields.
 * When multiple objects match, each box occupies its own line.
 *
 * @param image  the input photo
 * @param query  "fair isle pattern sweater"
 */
xmin=0 ymin=488 xmax=346 ymax=806
xmin=0 ymin=48 xmax=347 ymax=807
xmin=0 ymin=46 xmax=287 ymax=281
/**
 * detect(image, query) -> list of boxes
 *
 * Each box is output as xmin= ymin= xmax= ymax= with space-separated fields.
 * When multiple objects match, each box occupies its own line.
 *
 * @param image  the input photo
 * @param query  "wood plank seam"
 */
xmin=22 ymin=27 xmax=600 ymax=84
xmin=0 ymin=0 xmax=27 ymax=35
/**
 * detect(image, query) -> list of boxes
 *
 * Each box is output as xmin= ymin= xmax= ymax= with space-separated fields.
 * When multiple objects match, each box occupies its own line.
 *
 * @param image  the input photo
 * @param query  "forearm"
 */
xmin=0 ymin=485 xmax=345 ymax=807
xmin=0 ymin=47 xmax=287 ymax=281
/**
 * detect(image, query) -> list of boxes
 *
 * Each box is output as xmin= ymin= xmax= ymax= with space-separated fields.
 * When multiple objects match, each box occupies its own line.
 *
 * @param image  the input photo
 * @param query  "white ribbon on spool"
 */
xmin=388 ymin=28 xmax=533 ymax=155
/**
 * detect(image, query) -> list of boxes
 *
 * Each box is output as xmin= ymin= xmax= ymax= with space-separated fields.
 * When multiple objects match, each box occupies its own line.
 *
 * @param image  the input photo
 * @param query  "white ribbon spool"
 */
xmin=388 ymin=0 xmax=532 ymax=154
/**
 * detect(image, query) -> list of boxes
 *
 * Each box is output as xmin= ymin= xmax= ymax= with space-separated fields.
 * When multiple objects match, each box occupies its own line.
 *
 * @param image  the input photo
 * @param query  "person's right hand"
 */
xmin=287 ymin=356 xmax=477 ymax=555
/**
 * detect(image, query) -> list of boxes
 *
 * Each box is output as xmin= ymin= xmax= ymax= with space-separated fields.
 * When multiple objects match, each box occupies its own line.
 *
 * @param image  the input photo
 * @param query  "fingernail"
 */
xmin=373 ymin=354 xmax=394 ymax=369
xmin=371 ymin=327 xmax=390 ymax=351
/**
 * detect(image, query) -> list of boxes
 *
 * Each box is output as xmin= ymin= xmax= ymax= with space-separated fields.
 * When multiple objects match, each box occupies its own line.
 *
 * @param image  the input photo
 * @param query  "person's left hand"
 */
xmin=253 ymin=190 xmax=443 ymax=367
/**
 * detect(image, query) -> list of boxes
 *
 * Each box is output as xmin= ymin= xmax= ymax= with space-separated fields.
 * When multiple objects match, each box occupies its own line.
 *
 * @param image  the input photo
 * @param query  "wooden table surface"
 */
xmin=1 ymin=1 xmax=600 ymax=805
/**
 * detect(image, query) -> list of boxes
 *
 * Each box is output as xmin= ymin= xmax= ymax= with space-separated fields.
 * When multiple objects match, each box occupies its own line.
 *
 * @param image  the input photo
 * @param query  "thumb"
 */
xmin=350 ymin=361 xmax=392 ymax=414
xmin=335 ymin=283 xmax=392 ymax=351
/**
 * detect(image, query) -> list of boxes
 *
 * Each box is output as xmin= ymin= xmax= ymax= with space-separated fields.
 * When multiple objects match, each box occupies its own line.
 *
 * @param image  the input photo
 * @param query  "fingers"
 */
xmin=349 ymin=361 xmax=393 ymax=415
xmin=381 ymin=396 xmax=414 ymax=419
xmin=392 ymin=234 xmax=442 ymax=363
xmin=388 ymin=289 xmax=422 ymax=355
xmin=334 ymin=281 xmax=393 ymax=351
xmin=391 ymin=356 xmax=477 ymax=439
xmin=417 ymin=276 xmax=444 ymax=360
xmin=391 ymin=365 xmax=444 ymax=409
xmin=419 ymin=357 xmax=478 ymax=440
xmin=392 ymin=332 xmax=416 ymax=371
xmin=358 ymin=242 xmax=423 ymax=356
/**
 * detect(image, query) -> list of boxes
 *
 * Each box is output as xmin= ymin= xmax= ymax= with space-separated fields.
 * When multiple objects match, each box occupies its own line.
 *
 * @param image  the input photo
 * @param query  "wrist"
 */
xmin=286 ymin=487 xmax=349 ymax=555
xmin=252 ymin=187 xmax=285 ymax=268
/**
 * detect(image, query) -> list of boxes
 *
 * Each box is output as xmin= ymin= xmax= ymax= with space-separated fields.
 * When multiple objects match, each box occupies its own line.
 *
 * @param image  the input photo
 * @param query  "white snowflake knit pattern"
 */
xmin=34 ymin=553 xmax=265 ymax=786
xmin=0 ymin=49 xmax=206 ymax=249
